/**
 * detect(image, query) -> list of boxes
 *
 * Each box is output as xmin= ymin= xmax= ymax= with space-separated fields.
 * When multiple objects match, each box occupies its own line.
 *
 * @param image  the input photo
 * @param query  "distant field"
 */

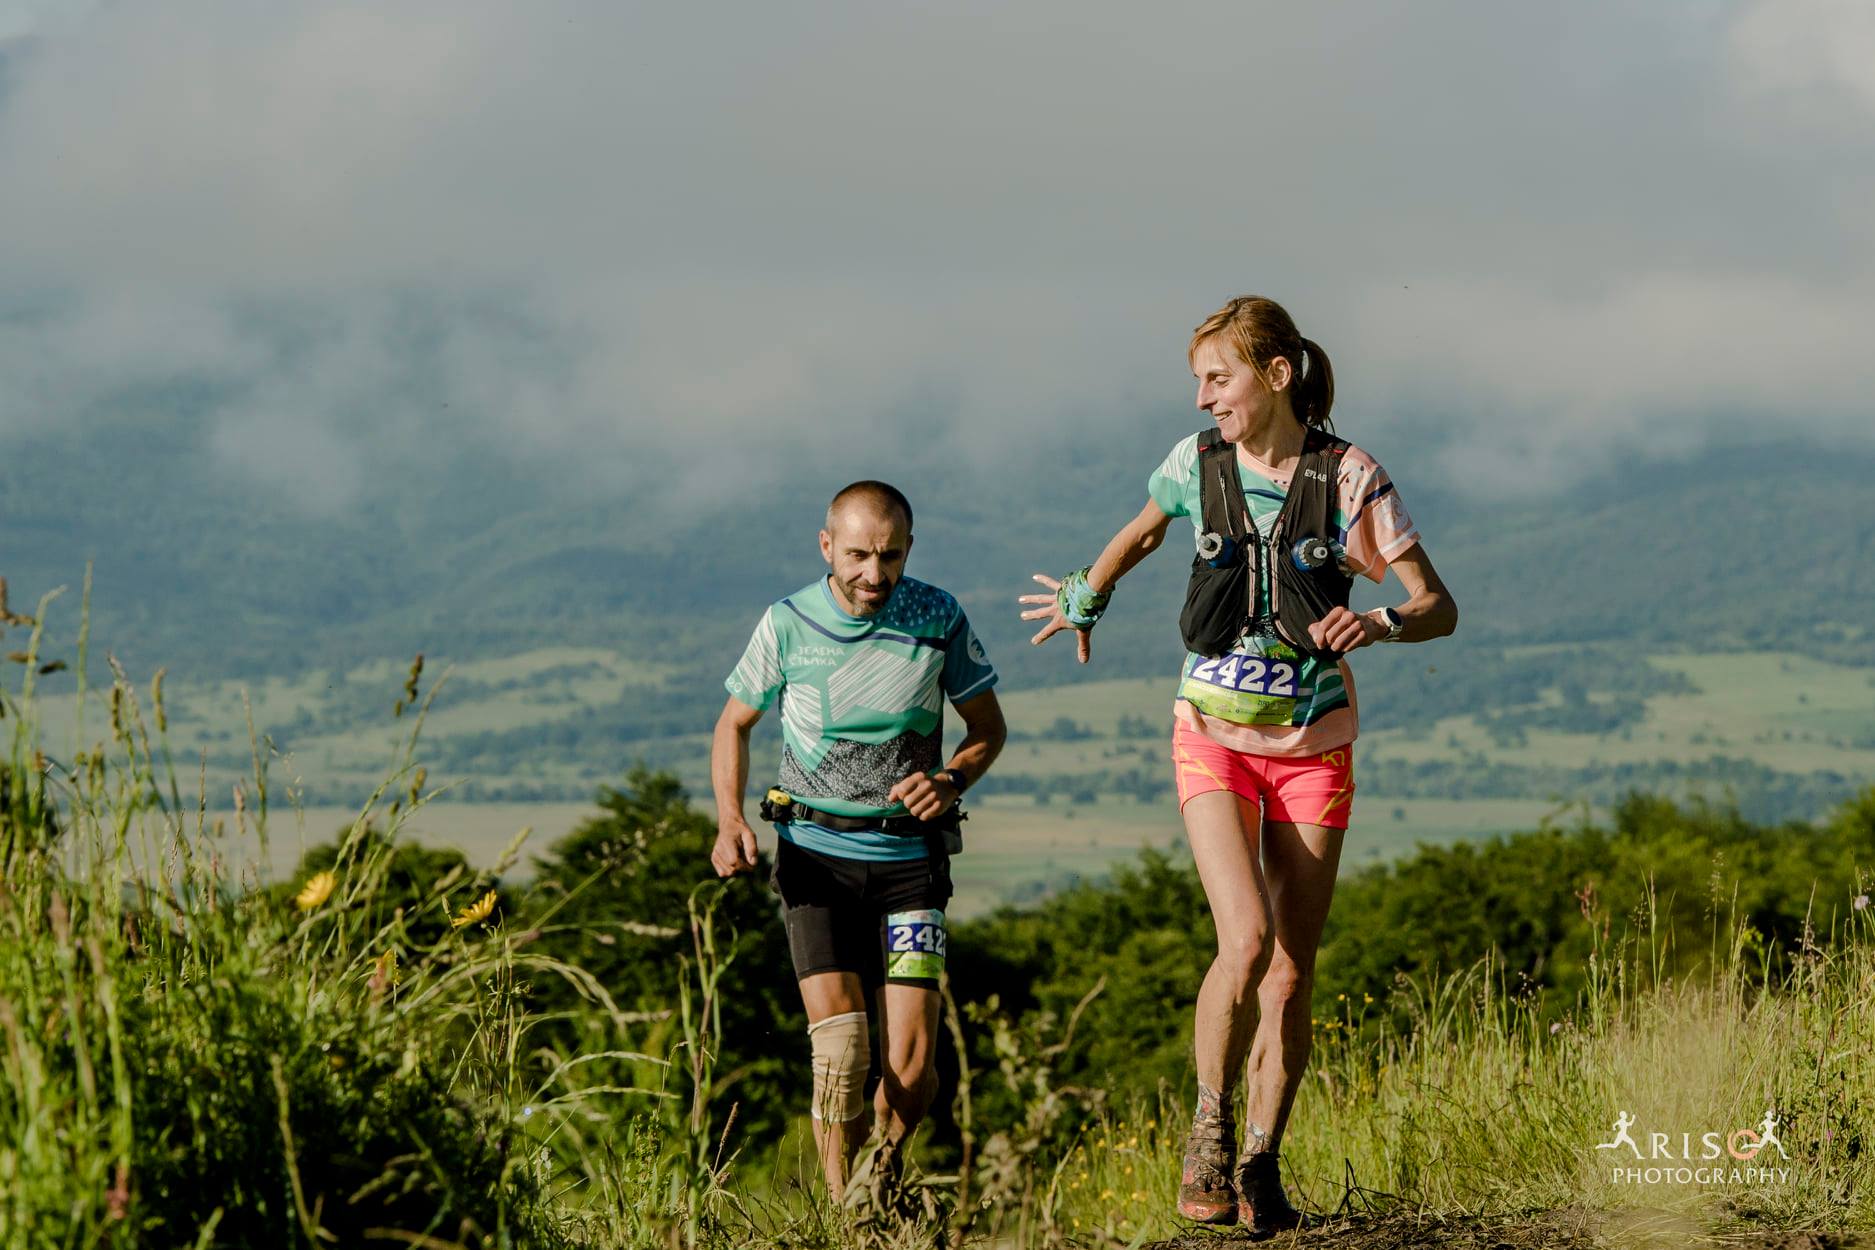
xmin=1372 ymin=653 xmax=1875 ymax=775
xmin=43 ymin=647 xmax=1871 ymax=796
xmin=239 ymin=802 xmax=600 ymax=880
xmin=28 ymin=647 xmax=672 ymax=800
xmin=25 ymin=645 xmax=1873 ymax=915
xmin=985 ymin=660 xmax=1875 ymax=777
xmin=242 ymin=794 xmax=1563 ymax=920
xmin=942 ymin=793 xmax=1564 ymax=915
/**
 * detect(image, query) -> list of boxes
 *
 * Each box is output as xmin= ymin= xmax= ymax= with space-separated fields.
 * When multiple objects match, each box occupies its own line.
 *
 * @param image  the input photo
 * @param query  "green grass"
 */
xmin=7 ymin=588 xmax=1873 ymax=1247
xmin=2 ymin=590 xmax=1112 ymax=1248
xmin=3 ymin=606 xmax=587 ymax=1246
xmin=1049 ymin=903 xmax=1875 ymax=1244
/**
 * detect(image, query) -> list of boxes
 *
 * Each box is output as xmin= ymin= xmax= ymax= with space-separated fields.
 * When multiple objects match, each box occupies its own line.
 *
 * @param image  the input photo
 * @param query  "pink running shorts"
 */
xmin=1171 ymin=721 xmax=1355 ymax=830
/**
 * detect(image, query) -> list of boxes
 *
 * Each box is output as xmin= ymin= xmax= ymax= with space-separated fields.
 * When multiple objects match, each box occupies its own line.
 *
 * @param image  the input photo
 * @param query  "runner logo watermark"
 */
xmin=1594 ymin=1108 xmax=1791 ymax=1185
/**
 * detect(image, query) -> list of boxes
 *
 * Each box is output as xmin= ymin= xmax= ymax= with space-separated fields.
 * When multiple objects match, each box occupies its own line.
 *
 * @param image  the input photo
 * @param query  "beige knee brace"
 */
xmin=807 ymin=1010 xmax=868 ymax=1123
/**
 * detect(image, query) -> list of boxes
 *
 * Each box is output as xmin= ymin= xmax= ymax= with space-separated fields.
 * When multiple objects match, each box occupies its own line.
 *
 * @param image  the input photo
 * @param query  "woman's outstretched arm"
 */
xmin=1019 ymin=500 xmax=1174 ymax=664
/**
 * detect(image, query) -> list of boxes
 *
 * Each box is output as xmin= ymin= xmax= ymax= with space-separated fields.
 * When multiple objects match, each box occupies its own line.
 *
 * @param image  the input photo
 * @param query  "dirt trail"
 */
xmin=1140 ymin=1210 xmax=1874 ymax=1250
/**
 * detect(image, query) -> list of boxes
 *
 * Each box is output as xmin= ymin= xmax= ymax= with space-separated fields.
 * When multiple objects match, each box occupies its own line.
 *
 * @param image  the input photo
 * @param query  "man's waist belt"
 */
xmin=761 ymin=789 xmax=965 ymax=837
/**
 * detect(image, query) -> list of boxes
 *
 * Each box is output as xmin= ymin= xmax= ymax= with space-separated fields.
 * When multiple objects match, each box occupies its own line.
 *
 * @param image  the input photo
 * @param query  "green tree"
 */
xmin=523 ymin=767 xmax=803 ymax=1147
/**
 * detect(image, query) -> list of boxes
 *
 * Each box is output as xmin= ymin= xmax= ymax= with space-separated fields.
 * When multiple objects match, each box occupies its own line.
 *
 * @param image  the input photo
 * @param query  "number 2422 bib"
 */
xmin=1176 ymin=639 xmax=1311 ymax=726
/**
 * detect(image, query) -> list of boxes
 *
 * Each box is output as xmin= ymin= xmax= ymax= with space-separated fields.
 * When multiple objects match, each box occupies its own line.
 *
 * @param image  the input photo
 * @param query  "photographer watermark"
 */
xmin=1594 ymin=1108 xmax=1791 ymax=1185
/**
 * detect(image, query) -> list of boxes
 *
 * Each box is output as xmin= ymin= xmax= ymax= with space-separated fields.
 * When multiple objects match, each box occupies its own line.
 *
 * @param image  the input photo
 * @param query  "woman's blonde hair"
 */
xmin=1189 ymin=296 xmax=1335 ymax=430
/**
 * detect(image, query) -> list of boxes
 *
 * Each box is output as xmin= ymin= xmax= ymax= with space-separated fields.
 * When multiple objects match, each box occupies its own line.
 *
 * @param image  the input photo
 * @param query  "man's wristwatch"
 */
xmin=1373 ymin=607 xmax=1405 ymax=642
xmin=936 ymin=767 xmax=969 ymax=794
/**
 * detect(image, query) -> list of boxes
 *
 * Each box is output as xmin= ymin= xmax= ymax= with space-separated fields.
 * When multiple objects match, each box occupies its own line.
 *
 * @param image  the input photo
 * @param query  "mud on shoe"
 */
xmin=1177 ymin=1130 xmax=1237 ymax=1225
xmin=1235 ymin=1151 xmax=1304 ymax=1232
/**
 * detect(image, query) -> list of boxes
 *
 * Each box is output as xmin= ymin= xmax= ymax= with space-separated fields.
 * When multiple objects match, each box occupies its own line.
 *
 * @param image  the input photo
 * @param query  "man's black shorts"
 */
xmin=769 ymin=837 xmax=953 ymax=990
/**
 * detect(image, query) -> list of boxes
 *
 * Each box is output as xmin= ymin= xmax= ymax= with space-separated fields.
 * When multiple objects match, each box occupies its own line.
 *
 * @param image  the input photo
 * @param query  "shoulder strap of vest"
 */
xmin=1273 ymin=427 xmax=1351 ymax=536
xmin=1302 ymin=427 xmax=1352 ymax=462
xmin=1194 ymin=427 xmax=1251 ymax=540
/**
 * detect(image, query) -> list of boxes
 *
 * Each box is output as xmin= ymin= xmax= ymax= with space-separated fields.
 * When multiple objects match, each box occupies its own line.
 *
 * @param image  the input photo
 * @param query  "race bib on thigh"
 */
xmin=884 ymin=908 xmax=948 ymax=981
xmin=1177 ymin=641 xmax=1305 ymax=726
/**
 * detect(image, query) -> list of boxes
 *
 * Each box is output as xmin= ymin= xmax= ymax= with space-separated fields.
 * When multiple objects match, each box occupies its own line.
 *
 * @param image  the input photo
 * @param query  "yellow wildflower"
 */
xmin=294 ymin=871 xmax=335 ymax=911
xmin=452 ymin=889 xmax=499 ymax=928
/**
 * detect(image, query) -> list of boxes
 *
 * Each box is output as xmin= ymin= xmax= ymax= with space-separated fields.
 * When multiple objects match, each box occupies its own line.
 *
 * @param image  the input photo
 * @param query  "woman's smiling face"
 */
xmin=1191 ymin=336 xmax=1291 ymax=443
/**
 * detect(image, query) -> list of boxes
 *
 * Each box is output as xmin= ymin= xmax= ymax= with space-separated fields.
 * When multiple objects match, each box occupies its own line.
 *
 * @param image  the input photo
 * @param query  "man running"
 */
xmin=710 ymin=480 xmax=1006 ymax=1200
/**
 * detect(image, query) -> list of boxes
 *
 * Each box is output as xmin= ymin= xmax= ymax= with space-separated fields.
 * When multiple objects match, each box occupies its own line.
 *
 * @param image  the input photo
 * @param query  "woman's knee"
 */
xmin=1259 ymin=955 xmax=1315 ymax=1008
xmin=1213 ymin=925 xmax=1273 ymax=987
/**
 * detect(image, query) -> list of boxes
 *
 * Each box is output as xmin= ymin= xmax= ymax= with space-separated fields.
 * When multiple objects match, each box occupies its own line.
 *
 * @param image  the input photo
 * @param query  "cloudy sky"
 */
xmin=2 ymin=0 xmax=1872 ymax=514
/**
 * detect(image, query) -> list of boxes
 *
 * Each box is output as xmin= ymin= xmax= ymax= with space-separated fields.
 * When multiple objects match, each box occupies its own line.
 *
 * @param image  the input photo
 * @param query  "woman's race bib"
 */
xmin=1176 ymin=637 xmax=1308 ymax=726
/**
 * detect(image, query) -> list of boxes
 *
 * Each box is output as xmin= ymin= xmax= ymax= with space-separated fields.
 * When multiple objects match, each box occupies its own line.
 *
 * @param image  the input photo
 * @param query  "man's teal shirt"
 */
xmin=725 ymin=576 xmax=997 ymax=861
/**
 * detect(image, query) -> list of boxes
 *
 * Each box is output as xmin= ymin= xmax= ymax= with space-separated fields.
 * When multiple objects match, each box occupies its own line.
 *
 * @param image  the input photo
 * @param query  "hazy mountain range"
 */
xmin=6 ymin=410 xmax=1873 ymax=734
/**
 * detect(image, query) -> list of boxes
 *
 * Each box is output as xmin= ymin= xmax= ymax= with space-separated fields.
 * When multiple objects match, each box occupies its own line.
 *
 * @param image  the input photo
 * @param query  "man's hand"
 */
xmin=710 ymin=820 xmax=760 ymax=877
xmin=888 ymin=771 xmax=959 ymax=822
xmin=1308 ymin=606 xmax=1386 ymax=654
xmin=1018 ymin=573 xmax=1092 ymax=664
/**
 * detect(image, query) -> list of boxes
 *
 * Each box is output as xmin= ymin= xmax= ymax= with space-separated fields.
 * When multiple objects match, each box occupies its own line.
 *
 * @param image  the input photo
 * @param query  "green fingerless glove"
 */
xmin=1056 ymin=566 xmax=1111 ymax=629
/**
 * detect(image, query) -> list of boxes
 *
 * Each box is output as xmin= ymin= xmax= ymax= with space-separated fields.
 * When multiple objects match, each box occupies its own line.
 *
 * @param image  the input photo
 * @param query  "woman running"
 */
xmin=1020 ymin=295 xmax=1456 ymax=1230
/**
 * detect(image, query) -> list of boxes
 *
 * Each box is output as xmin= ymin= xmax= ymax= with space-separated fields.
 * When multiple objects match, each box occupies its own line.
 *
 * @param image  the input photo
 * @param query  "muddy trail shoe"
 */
xmin=1236 ymin=1151 xmax=1305 ymax=1232
xmin=843 ymin=1137 xmax=942 ymax=1234
xmin=1177 ymin=1130 xmax=1237 ymax=1224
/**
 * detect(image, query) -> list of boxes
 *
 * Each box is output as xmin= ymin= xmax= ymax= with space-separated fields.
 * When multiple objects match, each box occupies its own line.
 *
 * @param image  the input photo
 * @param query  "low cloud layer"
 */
xmin=2 ymin=1 xmax=1871 ymax=515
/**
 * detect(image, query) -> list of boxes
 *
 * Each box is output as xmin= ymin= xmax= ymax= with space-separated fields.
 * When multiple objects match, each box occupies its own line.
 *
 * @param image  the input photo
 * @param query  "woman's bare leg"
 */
xmin=1178 ymin=788 xmax=1273 ymax=1220
xmin=1238 ymin=818 xmax=1344 ymax=1226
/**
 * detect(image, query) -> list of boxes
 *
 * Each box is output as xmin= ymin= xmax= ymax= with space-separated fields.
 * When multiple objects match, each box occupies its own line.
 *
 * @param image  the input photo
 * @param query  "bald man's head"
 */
xmin=824 ymin=480 xmax=913 ymax=535
xmin=819 ymin=481 xmax=914 ymax=616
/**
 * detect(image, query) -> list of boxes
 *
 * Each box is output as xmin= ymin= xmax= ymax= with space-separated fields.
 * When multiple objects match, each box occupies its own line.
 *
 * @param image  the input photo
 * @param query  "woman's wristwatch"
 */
xmin=1372 ymin=607 xmax=1405 ymax=642
xmin=937 ymin=767 xmax=969 ymax=793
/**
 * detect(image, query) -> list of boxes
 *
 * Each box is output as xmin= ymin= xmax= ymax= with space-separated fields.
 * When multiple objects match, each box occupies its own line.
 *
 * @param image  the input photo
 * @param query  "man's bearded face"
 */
xmin=819 ymin=505 xmax=911 ymax=616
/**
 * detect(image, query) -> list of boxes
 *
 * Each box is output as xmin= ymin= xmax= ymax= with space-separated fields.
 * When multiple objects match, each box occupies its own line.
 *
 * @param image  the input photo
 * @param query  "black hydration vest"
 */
xmin=1177 ymin=426 xmax=1355 ymax=661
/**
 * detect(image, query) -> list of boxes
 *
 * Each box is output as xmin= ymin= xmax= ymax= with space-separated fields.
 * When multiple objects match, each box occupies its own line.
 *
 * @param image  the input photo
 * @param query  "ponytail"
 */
xmin=1294 ymin=337 xmax=1335 ymax=430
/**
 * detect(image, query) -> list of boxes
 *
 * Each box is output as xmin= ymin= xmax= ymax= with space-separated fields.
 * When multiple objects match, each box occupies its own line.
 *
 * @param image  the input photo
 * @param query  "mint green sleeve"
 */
xmin=941 ymin=610 xmax=998 ymax=704
xmin=723 ymin=609 xmax=783 ymax=711
xmin=1147 ymin=438 xmax=1196 ymax=518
